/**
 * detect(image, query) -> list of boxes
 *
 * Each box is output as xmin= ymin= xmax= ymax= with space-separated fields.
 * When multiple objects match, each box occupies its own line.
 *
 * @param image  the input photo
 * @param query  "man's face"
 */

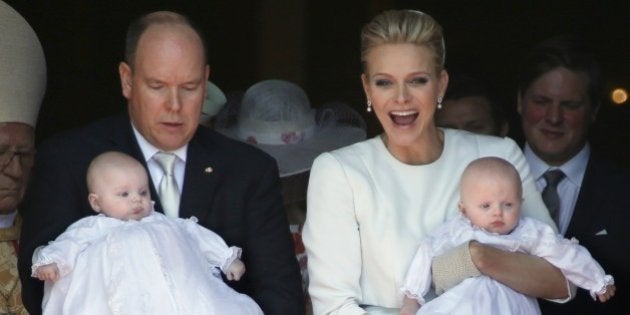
xmin=518 ymin=67 xmax=596 ymax=165
xmin=119 ymin=23 xmax=209 ymax=151
xmin=436 ymin=96 xmax=499 ymax=136
xmin=0 ymin=123 xmax=34 ymax=214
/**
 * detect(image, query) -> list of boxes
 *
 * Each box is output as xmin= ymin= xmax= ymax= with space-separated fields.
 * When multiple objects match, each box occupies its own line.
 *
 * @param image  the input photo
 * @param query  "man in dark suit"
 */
xmin=18 ymin=11 xmax=305 ymax=315
xmin=517 ymin=37 xmax=629 ymax=314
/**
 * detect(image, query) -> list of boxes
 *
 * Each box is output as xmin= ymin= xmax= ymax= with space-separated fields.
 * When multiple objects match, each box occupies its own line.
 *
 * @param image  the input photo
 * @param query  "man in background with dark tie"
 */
xmin=517 ymin=36 xmax=629 ymax=314
xmin=18 ymin=10 xmax=304 ymax=315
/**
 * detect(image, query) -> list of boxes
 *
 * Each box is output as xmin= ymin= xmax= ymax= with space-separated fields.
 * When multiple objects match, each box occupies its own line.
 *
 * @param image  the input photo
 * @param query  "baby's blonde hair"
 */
xmin=460 ymin=157 xmax=523 ymax=199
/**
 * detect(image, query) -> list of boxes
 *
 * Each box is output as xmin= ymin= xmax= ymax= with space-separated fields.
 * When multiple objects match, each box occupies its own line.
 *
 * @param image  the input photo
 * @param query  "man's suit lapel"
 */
xmin=108 ymin=116 xmax=222 ymax=220
xmin=179 ymin=129 xmax=220 ymax=221
xmin=566 ymin=155 xmax=603 ymax=238
xmin=104 ymin=112 xmax=147 ymax=164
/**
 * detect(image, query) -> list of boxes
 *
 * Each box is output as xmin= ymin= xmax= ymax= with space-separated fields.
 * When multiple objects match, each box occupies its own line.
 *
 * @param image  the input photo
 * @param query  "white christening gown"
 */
xmin=32 ymin=211 xmax=263 ymax=315
xmin=401 ymin=214 xmax=614 ymax=315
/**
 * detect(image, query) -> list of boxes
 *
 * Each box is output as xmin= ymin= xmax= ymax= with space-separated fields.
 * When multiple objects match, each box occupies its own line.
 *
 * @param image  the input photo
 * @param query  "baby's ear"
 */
xmin=88 ymin=193 xmax=101 ymax=213
xmin=458 ymin=201 xmax=465 ymax=213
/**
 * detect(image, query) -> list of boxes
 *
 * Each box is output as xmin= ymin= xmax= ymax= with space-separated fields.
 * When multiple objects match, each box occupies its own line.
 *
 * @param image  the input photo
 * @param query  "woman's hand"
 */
xmin=469 ymin=241 xmax=569 ymax=299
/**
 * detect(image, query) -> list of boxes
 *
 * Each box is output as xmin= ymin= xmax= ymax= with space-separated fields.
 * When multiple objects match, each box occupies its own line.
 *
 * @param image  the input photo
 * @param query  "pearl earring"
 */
xmin=437 ymin=97 xmax=443 ymax=110
xmin=367 ymin=100 xmax=372 ymax=112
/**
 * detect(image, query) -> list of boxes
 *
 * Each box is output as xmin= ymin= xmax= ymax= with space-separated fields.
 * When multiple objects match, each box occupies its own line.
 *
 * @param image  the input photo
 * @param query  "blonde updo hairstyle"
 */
xmin=360 ymin=10 xmax=446 ymax=74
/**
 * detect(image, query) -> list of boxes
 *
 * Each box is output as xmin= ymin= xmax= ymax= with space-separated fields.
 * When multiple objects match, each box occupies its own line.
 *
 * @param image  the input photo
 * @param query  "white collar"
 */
xmin=0 ymin=210 xmax=17 ymax=228
xmin=524 ymin=143 xmax=589 ymax=186
xmin=131 ymin=123 xmax=188 ymax=162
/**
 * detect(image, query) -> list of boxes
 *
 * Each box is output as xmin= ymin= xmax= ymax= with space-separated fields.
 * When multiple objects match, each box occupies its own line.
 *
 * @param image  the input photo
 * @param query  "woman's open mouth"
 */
xmin=390 ymin=110 xmax=418 ymax=126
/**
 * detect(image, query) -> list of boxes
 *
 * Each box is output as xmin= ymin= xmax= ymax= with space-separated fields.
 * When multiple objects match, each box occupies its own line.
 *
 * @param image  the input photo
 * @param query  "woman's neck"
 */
xmin=382 ymin=128 xmax=444 ymax=165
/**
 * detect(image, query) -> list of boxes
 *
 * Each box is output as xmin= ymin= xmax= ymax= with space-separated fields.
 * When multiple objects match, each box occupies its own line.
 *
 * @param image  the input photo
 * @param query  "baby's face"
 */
xmin=459 ymin=174 xmax=522 ymax=234
xmin=91 ymin=166 xmax=152 ymax=220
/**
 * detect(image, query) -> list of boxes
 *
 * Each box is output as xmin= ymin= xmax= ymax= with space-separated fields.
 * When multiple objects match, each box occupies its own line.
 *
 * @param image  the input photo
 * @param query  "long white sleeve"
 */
xmin=178 ymin=216 xmax=241 ymax=274
xmin=303 ymin=152 xmax=367 ymax=315
xmin=518 ymin=218 xmax=614 ymax=299
xmin=31 ymin=215 xmax=117 ymax=278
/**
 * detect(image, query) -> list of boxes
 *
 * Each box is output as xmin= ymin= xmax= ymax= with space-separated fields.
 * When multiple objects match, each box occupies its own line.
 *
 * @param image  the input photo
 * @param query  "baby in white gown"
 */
xmin=31 ymin=151 xmax=263 ymax=315
xmin=400 ymin=157 xmax=615 ymax=315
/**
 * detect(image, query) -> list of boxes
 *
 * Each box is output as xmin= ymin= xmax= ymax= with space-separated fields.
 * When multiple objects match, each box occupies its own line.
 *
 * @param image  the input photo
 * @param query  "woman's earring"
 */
xmin=367 ymin=100 xmax=372 ymax=112
xmin=437 ymin=97 xmax=443 ymax=110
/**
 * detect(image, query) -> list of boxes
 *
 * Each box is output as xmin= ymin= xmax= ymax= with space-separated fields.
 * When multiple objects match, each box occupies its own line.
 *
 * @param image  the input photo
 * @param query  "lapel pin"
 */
xmin=204 ymin=167 xmax=213 ymax=173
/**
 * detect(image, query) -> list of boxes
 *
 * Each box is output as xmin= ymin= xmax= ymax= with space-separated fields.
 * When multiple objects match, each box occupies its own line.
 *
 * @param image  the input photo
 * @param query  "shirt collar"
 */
xmin=131 ymin=124 xmax=188 ymax=162
xmin=524 ymin=143 xmax=589 ymax=186
xmin=0 ymin=210 xmax=17 ymax=229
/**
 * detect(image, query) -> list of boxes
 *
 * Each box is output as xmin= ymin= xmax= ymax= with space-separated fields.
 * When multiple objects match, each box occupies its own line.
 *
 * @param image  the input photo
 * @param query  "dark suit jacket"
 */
xmin=539 ymin=152 xmax=630 ymax=314
xmin=18 ymin=112 xmax=305 ymax=314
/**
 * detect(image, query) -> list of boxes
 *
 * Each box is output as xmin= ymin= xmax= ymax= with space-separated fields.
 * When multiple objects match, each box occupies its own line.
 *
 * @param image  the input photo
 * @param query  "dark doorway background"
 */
xmin=7 ymin=0 xmax=630 ymax=165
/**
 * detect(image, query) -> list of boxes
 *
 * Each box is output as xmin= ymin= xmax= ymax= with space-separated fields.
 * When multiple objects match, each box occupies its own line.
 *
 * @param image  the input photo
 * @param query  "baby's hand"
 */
xmin=400 ymin=297 xmax=420 ymax=315
xmin=399 ymin=304 xmax=420 ymax=315
xmin=35 ymin=263 xmax=60 ymax=282
xmin=597 ymin=284 xmax=616 ymax=302
xmin=225 ymin=258 xmax=245 ymax=281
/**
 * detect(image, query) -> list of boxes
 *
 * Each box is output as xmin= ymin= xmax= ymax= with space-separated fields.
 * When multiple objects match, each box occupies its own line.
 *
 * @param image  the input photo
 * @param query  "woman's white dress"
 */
xmin=303 ymin=130 xmax=561 ymax=314
xmin=401 ymin=214 xmax=614 ymax=315
xmin=31 ymin=211 xmax=263 ymax=315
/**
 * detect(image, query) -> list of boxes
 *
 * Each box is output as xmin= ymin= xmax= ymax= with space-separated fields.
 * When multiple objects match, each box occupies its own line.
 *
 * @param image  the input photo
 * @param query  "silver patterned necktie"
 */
xmin=541 ymin=169 xmax=565 ymax=226
xmin=154 ymin=152 xmax=180 ymax=217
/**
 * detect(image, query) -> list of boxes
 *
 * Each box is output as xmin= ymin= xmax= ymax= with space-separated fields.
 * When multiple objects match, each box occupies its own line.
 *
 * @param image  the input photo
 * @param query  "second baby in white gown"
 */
xmin=400 ymin=157 xmax=615 ymax=315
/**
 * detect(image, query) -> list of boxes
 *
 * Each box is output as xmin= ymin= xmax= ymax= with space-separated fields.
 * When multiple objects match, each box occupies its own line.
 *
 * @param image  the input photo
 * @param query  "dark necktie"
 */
xmin=541 ymin=169 xmax=565 ymax=226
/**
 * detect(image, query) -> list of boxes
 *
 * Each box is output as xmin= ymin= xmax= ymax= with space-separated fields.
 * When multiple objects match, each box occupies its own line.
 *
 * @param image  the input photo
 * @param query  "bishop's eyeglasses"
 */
xmin=0 ymin=147 xmax=35 ymax=172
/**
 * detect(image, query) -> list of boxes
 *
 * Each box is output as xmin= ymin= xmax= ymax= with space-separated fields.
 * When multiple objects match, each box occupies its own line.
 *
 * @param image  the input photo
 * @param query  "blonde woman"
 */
xmin=303 ymin=10 xmax=571 ymax=314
